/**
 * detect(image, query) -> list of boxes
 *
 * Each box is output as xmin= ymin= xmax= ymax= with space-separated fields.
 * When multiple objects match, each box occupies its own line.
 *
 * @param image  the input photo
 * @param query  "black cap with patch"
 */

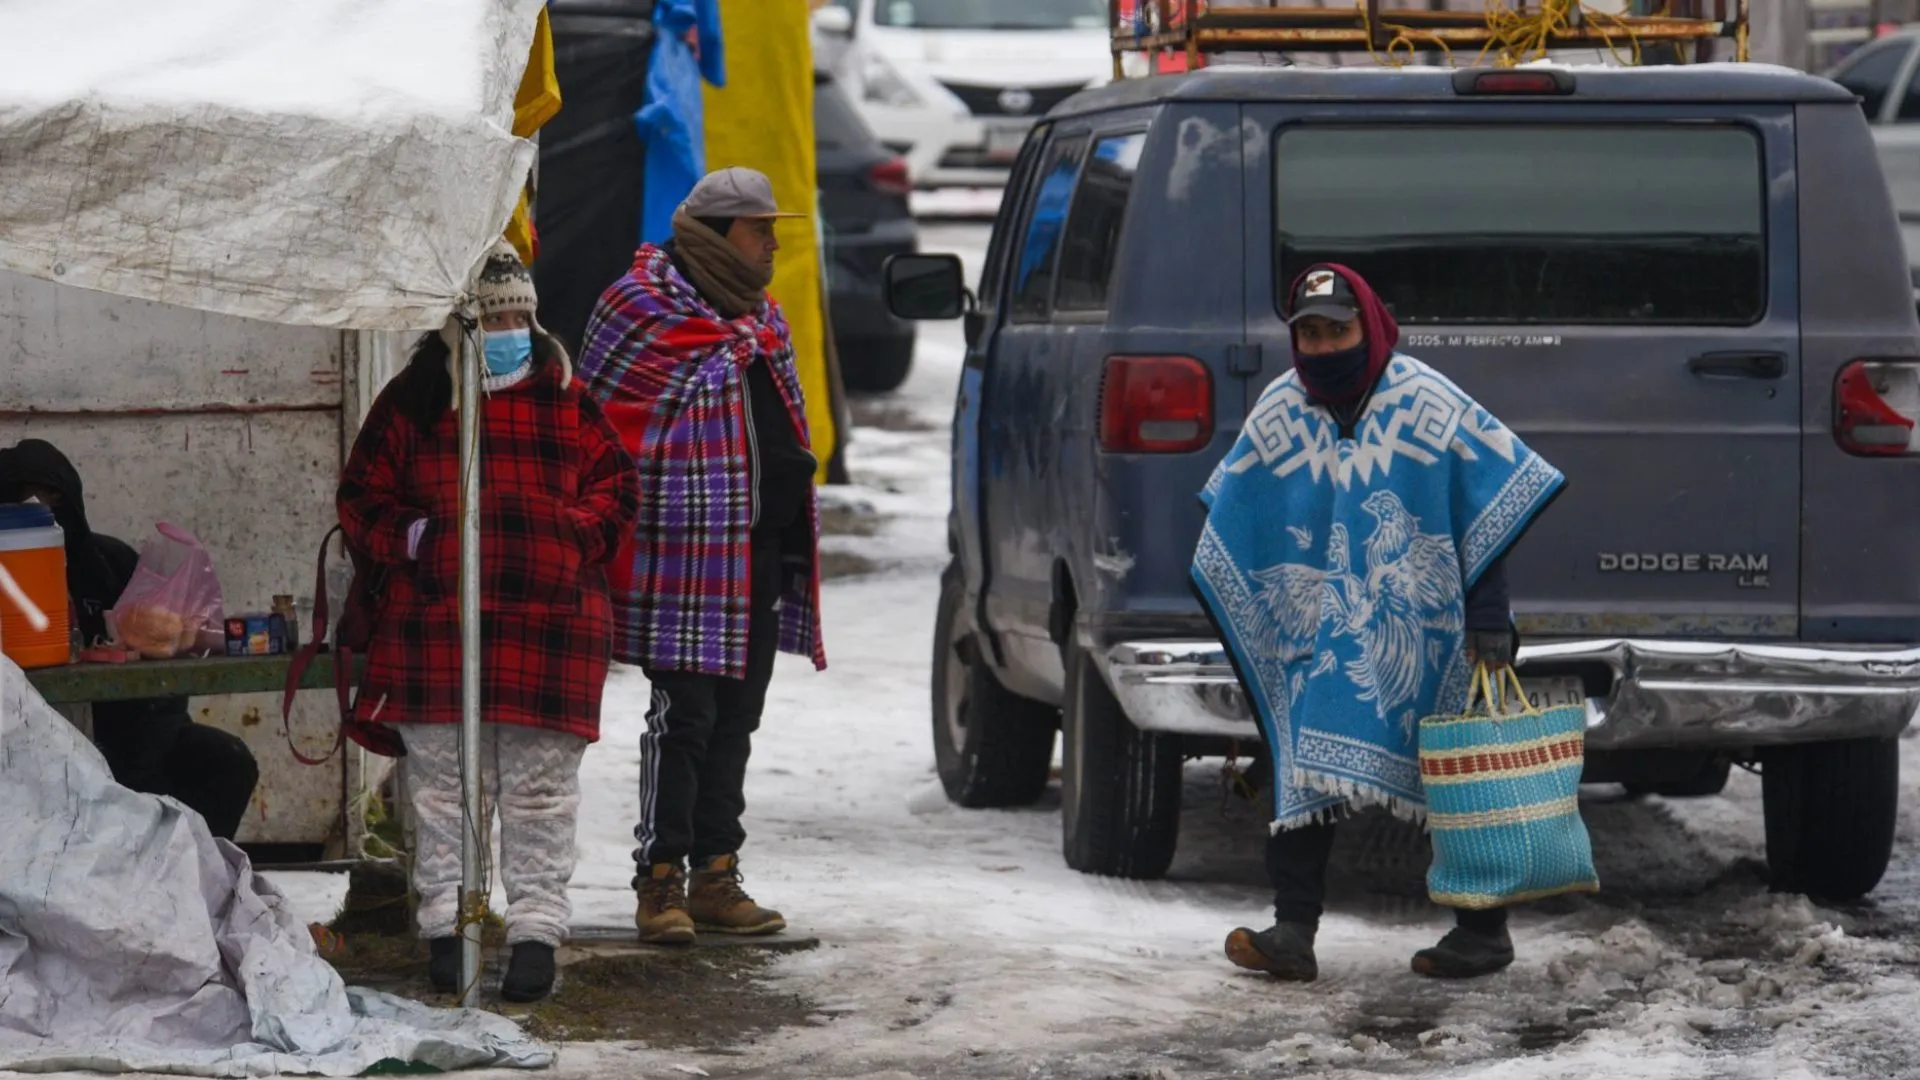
xmin=1286 ymin=267 xmax=1359 ymax=325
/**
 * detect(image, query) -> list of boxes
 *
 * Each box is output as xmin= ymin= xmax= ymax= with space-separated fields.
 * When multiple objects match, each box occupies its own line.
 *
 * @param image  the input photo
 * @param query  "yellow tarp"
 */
xmin=703 ymin=0 xmax=836 ymax=477
xmin=505 ymin=7 xmax=561 ymax=264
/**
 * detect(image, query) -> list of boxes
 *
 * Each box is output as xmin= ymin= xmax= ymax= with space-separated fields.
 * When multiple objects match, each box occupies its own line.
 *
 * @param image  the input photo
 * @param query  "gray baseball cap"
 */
xmin=680 ymin=167 xmax=807 ymax=220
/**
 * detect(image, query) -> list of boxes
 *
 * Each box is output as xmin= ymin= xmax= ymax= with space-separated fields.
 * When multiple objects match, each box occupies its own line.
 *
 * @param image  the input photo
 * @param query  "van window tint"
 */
xmin=1055 ymin=132 xmax=1146 ymax=312
xmin=981 ymin=132 xmax=1050 ymax=310
xmin=1835 ymin=40 xmax=1911 ymax=119
xmin=1275 ymin=125 xmax=1766 ymax=325
xmin=1011 ymin=135 xmax=1088 ymax=320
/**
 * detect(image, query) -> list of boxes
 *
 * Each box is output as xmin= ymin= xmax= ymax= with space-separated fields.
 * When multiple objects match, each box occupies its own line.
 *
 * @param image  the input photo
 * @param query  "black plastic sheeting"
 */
xmin=535 ymin=2 xmax=656 ymax=355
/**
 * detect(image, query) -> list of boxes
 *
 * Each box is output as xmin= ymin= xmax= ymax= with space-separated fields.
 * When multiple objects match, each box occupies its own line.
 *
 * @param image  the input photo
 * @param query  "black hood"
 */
xmin=0 ymin=438 xmax=92 ymax=548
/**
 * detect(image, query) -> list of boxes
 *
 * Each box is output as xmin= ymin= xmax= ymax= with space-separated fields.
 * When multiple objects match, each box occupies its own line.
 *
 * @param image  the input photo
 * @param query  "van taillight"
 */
xmin=1835 ymin=360 xmax=1920 ymax=456
xmin=1098 ymin=355 xmax=1213 ymax=454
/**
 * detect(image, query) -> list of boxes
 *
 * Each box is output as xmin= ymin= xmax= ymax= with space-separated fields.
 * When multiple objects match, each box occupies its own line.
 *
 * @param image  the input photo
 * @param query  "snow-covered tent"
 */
xmin=0 ymin=0 xmax=541 ymax=330
xmin=0 ymin=0 xmax=553 ymax=1069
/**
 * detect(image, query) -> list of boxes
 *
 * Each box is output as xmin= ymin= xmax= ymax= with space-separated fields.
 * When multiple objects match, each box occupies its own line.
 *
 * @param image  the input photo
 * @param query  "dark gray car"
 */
xmin=888 ymin=64 xmax=1920 ymax=901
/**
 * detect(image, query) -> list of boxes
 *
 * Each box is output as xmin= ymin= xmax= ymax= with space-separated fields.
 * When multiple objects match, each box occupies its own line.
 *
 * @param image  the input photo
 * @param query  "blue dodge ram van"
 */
xmin=887 ymin=64 xmax=1920 ymax=899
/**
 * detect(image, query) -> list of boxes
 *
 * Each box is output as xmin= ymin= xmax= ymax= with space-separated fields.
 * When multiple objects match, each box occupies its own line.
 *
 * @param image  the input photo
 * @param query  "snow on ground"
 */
xmin=259 ymin=223 xmax=1920 ymax=1079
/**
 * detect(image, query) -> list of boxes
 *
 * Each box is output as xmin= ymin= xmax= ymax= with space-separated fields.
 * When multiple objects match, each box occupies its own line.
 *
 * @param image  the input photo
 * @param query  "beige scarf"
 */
xmin=671 ymin=209 xmax=772 ymax=318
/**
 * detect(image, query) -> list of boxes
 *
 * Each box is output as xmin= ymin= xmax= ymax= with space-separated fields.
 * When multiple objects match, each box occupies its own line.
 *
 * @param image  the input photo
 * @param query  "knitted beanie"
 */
xmin=436 ymin=240 xmax=572 ymax=401
xmin=474 ymin=240 xmax=538 ymax=317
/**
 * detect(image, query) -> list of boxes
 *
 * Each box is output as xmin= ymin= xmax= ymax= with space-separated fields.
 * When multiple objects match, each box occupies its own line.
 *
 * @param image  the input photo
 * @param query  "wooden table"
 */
xmin=24 ymin=653 xmax=362 ymax=705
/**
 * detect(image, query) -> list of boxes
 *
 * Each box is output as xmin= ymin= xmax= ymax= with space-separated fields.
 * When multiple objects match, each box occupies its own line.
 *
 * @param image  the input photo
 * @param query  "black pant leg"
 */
xmin=633 ymin=668 xmax=723 ymax=870
xmin=689 ymin=536 xmax=783 ymax=863
xmin=1453 ymin=905 xmax=1509 ymax=934
xmin=89 ymin=699 xmax=189 ymax=795
xmin=1267 ymin=820 xmax=1338 ymax=927
xmin=161 ymin=723 xmax=260 ymax=842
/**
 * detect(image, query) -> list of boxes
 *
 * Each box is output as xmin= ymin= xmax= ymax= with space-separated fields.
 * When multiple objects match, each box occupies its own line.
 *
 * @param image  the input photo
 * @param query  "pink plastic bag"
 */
xmin=109 ymin=523 xmax=226 ymax=659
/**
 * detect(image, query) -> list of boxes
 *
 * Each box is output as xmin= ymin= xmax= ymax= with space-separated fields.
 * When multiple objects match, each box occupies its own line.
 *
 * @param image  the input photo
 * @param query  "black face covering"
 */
xmin=1293 ymin=341 xmax=1373 ymax=406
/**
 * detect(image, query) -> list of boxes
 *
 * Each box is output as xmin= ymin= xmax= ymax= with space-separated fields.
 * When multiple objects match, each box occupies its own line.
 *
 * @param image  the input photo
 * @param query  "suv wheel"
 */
xmin=1761 ymin=737 xmax=1899 ymax=901
xmin=842 ymin=336 xmax=914 ymax=394
xmin=931 ymin=566 xmax=1057 ymax=807
xmin=1061 ymin=643 xmax=1182 ymax=879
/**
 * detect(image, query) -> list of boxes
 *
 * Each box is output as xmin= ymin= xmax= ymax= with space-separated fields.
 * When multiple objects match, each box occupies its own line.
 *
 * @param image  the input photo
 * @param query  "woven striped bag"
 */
xmin=1420 ymin=666 xmax=1600 ymax=910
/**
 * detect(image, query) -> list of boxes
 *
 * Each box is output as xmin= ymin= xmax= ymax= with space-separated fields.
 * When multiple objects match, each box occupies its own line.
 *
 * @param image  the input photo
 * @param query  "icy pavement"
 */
xmin=248 ymin=223 xmax=1920 ymax=1080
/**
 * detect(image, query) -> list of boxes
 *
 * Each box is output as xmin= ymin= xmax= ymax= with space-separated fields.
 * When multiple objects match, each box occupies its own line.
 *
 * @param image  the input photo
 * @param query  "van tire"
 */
xmin=932 ymin=565 xmax=1057 ymax=808
xmin=1761 ymin=737 xmax=1899 ymax=901
xmin=1061 ymin=643 xmax=1181 ymax=879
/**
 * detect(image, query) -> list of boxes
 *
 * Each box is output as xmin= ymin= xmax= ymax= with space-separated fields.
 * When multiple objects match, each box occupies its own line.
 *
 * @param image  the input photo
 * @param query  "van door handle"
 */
xmin=1689 ymin=351 xmax=1787 ymax=380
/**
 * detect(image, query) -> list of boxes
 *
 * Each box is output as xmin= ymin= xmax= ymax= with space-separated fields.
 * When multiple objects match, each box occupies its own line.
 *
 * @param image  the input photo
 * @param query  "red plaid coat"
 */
xmin=336 ymin=360 xmax=640 ymax=745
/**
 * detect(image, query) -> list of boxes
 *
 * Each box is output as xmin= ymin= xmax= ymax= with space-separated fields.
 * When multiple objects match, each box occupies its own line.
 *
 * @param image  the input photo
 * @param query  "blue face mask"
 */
xmin=483 ymin=327 xmax=532 ymax=376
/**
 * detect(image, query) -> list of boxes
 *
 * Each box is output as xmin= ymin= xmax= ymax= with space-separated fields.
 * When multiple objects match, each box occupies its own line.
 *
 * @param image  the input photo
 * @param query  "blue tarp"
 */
xmin=636 ymin=0 xmax=725 ymax=245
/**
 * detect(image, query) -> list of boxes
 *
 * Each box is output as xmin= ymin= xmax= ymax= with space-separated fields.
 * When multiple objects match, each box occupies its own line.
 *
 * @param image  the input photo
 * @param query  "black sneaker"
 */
xmin=1411 ymin=925 xmax=1515 ymax=979
xmin=1224 ymin=922 xmax=1319 ymax=982
xmin=427 ymin=936 xmax=459 ymax=993
xmin=501 ymin=942 xmax=558 ymax=1003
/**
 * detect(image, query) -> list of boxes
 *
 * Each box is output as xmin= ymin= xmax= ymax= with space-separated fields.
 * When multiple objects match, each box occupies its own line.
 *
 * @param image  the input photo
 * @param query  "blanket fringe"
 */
xmin=1269 ymin=767 xmax=1428 ymax=835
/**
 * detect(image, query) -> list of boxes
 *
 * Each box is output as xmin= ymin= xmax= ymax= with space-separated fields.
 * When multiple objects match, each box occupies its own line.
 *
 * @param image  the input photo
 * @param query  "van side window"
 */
xmin=980 ymin=129 xmax=1051 ymax=313
xmin=1834 ymin=40 xmax=1911 ymax=120
xmin=1276 ymin=124 xmax=1765 ymax=325
xmin=1054 ymin=132 xmax=1147 ymax=312
xmin=1010 ymin=135 xmax=1090 ymax=322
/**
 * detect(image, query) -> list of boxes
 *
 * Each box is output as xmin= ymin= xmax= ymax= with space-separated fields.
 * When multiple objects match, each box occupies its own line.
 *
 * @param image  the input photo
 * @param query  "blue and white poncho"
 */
xmin=1192 ymin=355 xmax=1564 ymax=830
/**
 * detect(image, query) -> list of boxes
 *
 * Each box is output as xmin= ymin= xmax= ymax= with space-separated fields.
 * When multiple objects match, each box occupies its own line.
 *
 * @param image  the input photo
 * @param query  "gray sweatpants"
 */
xmin=396 ymin=723 xmax=588 ymax=948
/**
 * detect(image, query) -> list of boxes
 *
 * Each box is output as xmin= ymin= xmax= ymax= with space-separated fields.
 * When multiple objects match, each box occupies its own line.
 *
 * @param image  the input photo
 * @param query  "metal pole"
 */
xmin=455 ymin=320 xmax=485 ymax=1007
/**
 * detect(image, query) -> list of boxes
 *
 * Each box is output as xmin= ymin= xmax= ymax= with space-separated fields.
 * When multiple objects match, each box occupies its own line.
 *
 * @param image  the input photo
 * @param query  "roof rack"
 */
xmin=1108 ymin=1 xmax=1751 ymax=77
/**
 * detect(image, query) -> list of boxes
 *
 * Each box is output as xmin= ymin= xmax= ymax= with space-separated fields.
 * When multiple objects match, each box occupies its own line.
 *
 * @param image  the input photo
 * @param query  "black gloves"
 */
xmin=1468 ymin=628 xmax=1516 ymax=671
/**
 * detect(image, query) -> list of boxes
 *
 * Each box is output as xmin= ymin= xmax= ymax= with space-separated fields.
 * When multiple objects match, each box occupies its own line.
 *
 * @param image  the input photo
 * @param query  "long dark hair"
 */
xmin=389 ymin=324 xmax=561 ymax=431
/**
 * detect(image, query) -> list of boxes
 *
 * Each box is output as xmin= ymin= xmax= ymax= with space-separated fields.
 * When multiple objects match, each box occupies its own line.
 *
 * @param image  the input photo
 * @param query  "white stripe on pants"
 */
xmin=397 ymin=723 xmax=587 ymax=948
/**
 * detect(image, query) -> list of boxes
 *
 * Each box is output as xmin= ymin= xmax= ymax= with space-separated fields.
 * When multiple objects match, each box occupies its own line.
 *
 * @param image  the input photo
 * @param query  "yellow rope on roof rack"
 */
xmin=1478 ymin=0 xmax=1644 ymax=68
xmin=1358 ymin=0 xmax=1649 ymax=70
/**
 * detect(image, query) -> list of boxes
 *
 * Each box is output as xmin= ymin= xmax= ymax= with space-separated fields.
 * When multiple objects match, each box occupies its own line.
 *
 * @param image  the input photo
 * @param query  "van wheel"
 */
xmin=931 ymin=566 xmax=1057 ymax=807
xmin=1761 ymin=738 xmax=1899 ymax=901
xmin=1061 ymin=643 xmax=1181 ymax=879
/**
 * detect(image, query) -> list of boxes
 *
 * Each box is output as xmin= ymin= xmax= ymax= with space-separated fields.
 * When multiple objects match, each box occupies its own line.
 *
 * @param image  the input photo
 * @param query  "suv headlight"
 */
xmin=861 ymin=53 xmax=922 ymax=109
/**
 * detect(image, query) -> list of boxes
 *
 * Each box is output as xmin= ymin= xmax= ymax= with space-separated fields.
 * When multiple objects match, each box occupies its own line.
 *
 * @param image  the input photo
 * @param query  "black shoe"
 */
xmin=427 ymin=936 xmax=460 ymax=993
xmin=1224 ymin=922 xmax=1319 ymax=982
xmin=501 ymin=942 xmax=558 ymax=1003
xmin=1411 ymin=925 xmax=1515 ymax=979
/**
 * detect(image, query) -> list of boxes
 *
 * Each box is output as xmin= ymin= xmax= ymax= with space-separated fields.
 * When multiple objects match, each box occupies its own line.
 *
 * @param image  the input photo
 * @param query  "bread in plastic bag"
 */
xmin=109 ymin=523 xmax=225 ymax=659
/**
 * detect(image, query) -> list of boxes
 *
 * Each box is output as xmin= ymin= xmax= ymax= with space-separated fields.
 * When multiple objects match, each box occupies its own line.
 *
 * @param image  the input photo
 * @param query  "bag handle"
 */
xmin=1464 ymin=663 xmax=1543 ymax=719
xmin=282 ymin=527 xmax=346 ymax=767
xmin=154 ymin=521 xmax=203 ymax=547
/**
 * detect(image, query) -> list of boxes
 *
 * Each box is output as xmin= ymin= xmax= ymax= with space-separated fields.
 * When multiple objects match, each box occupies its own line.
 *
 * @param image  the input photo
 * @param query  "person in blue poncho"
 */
xmin=1191 ymin=264 xmax=1564 ymax=982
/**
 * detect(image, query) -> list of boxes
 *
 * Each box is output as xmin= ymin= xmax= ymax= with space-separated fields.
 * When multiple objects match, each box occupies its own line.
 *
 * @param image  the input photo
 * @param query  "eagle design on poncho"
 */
xmin=1245 ymin=490 xmax=1462 ymax=735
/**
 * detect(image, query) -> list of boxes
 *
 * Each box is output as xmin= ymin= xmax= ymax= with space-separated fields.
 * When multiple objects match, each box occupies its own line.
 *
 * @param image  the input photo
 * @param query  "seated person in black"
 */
xmin=0 ymin=439 xmax=259 ymax=842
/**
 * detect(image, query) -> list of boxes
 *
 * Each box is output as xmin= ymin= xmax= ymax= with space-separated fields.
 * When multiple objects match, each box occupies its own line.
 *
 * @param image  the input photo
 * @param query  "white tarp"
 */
xmin=0 ymin=0 xmax=543 ymax=331
xmin=0 ymin=656 xmax=553 ymax=1075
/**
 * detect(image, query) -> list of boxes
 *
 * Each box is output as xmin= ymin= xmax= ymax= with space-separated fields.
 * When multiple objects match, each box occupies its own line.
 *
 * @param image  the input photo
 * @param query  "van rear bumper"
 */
xmin=1098 ymin=638 xmax=1920 ymax=749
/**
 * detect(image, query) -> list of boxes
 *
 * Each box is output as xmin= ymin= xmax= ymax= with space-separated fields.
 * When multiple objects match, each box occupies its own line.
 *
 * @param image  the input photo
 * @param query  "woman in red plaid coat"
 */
xmin=337 ymin=242 xmax=639 ymax=1003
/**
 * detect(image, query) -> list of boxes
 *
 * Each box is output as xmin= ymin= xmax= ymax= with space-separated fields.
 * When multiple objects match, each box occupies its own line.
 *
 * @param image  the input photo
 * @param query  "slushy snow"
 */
xmin=245 ymin=223 xmax=1920 ymax=1080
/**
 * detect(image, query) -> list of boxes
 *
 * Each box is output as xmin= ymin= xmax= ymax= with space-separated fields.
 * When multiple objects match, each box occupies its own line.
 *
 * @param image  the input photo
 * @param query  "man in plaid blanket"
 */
xmin=578 ymin=167 xmax=826 ymax=945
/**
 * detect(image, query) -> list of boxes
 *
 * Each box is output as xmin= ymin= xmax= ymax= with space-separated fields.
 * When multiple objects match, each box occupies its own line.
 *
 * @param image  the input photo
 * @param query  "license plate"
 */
xmin=1514 ymin=675 xmax=1587 ymax=711
xmin=985 ymin=124 xmax=1030 ymax=162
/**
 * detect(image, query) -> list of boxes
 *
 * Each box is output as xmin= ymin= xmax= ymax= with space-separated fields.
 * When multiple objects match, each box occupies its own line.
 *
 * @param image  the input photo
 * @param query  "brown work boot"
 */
xmin=635 ymin=863 xmax=696 ymax=945
xmin=688 ymin=854 xmax=786 ymax=935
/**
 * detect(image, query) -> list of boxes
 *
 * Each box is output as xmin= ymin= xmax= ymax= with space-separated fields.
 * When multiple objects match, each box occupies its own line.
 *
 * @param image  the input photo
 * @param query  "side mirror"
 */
xmin=885 ymin=253 xmax=970 ymax=320
xmin=812 ymin=5 xmax=854 ymax=36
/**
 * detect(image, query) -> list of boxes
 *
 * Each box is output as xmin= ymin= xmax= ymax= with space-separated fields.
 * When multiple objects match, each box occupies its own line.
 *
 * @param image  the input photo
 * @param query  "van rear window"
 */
xmin=1275 ymin=125 xmax=1766 ymax=325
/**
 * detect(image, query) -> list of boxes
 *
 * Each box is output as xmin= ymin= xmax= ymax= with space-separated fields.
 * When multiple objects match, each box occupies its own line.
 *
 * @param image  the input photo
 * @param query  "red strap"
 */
xmin=283 ymin=528 xmax=347 ymax=767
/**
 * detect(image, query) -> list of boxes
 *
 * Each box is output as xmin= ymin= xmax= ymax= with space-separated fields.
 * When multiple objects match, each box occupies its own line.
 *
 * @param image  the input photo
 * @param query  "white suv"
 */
xmin=811 ymin=0 xmax=1117 ymax=189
